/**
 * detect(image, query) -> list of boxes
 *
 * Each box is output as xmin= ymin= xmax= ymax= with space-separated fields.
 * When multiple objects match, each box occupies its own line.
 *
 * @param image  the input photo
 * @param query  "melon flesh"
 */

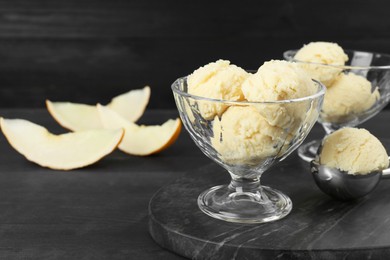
xmin=46 ymin=86 xmax=151 ymax=131
xmin=97 ymin=104 xmax=181 ymax=156
xmin=0 ymin=118 xmax=124 ymax=170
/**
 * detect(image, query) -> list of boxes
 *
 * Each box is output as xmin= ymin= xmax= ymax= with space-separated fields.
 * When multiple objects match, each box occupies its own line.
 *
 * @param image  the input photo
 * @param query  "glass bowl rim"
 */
xmin=171 ymin=76 xmax=326 ymax=105
xmin=283 ymin=49 xmax=390 ymax=70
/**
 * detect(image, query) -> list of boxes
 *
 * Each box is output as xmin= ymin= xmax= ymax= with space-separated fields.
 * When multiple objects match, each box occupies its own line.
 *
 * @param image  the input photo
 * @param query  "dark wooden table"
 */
xmin=0 ymin=108 xmax=388 ymax=259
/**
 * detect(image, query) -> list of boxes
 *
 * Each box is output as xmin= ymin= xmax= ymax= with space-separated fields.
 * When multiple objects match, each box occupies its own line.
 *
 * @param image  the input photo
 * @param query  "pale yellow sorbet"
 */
xmin=211 ymin=106 xmax=286 ymax=165
xmin=322 ymin=73 xmax=379 ymax=123
xmin=187 ymin=59 xmax=249 ymax=120
xmin=242 ymin=60 xmax=318 ymax=128
xmin=320 ymin=128 xmax=389 ymax=175
xmin=294 ymin=41 xmax=348 ymax=87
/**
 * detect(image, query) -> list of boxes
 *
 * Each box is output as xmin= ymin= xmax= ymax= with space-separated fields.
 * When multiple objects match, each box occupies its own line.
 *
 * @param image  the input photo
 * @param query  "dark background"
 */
xmin=1 ymin=0 xmax=389 ymax=109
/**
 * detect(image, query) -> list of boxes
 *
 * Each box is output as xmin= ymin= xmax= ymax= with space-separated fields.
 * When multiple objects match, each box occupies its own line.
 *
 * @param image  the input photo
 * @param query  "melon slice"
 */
xmin=46 ymin=101 xmax=101 ymax=132
xmin=107 ymin=86 xmax=151 ymax=122
xmin=0 ymin=118 xmax=124 ymax=170
xmin=46 ymin=86 xmax=151 ymax=131
xmin=97 ymin=104 xmax=181 ymax=156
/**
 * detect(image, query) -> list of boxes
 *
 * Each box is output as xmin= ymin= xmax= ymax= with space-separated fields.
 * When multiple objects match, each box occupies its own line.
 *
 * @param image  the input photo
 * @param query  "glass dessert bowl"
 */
xmin=172 ymin=77 xmax=325 ymax=224
xmin=284 ymin=49 xmax=390 ymax=162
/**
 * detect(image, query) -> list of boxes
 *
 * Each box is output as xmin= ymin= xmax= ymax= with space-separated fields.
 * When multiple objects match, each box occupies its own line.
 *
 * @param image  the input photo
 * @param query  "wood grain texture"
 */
xmin=0 ymin=108 xmax=206 ymax=259
xmin=0 ymin=0 xmax=389 ymax=108
xmin=0 ymin=108 xmax=387 ymax=259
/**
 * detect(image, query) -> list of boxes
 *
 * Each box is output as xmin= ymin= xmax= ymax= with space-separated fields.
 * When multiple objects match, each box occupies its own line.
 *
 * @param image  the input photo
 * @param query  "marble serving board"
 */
xmin=149 ymin=151 xmax=390 ymax=259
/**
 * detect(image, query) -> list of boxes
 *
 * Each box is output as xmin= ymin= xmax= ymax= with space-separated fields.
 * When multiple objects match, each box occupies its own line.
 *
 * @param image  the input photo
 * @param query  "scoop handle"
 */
xmin=382 ymin=157 xmax=390 ymax=179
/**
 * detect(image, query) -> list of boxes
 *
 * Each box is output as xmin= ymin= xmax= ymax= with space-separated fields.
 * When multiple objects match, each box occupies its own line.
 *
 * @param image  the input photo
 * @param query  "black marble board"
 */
xmin=149 ymin=141 xmax=390 ymax=260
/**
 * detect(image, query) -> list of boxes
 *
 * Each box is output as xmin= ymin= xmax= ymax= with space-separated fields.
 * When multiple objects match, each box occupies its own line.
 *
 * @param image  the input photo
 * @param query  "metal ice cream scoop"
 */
xmin=310 ymin=158 xmax=390 ymax=200
xmin=309 ymin=140 xmax=390 ymax=200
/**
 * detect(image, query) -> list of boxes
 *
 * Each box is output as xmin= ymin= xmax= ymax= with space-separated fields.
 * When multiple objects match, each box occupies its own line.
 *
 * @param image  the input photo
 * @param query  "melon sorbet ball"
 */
xmin=294 ymin=41 xmax=348 ymax=87
xmin=241 ymin=60 xmax=318 ymax=129
xmin=211 ymin=106 xmax=285 ymax=165
xmin=187 ymin=59 xmax=249 ymax=120
xmin=320 ymin=127 xmax=389 ymax=175
xmin=321 ymin=73 xmax=380 ymax=122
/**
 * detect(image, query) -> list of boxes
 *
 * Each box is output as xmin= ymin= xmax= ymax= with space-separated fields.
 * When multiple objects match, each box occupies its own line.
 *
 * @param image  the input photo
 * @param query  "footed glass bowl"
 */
xmin=284 ymin=49 xmax=390 ymax=162
xmin=172 ymin=77 xmax=325 ymax=224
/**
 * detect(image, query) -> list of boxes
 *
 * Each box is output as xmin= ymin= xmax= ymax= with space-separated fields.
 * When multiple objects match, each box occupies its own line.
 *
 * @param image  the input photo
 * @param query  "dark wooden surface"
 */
xmin=0 ymin=108 xmax=205 ymax=259
xmin=0 ymin=108 xmax=388 ymax=259
xmin=0 ymin=0 xmax=390 ymax=109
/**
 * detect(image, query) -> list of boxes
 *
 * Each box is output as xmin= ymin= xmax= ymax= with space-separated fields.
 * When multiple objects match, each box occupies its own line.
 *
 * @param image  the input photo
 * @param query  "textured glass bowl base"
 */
xmin=297 ymin=139 xmax=321 ymax=162
xmin=197 ymin=185 xmax=292 ymax=224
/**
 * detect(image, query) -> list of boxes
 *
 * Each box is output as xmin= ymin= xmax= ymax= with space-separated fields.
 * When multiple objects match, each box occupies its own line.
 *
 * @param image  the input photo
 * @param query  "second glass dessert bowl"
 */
xmin=284 ymin=49 xmax=390 ymax=162
xmin=172 ymin=77 xmax=325 ymax=224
